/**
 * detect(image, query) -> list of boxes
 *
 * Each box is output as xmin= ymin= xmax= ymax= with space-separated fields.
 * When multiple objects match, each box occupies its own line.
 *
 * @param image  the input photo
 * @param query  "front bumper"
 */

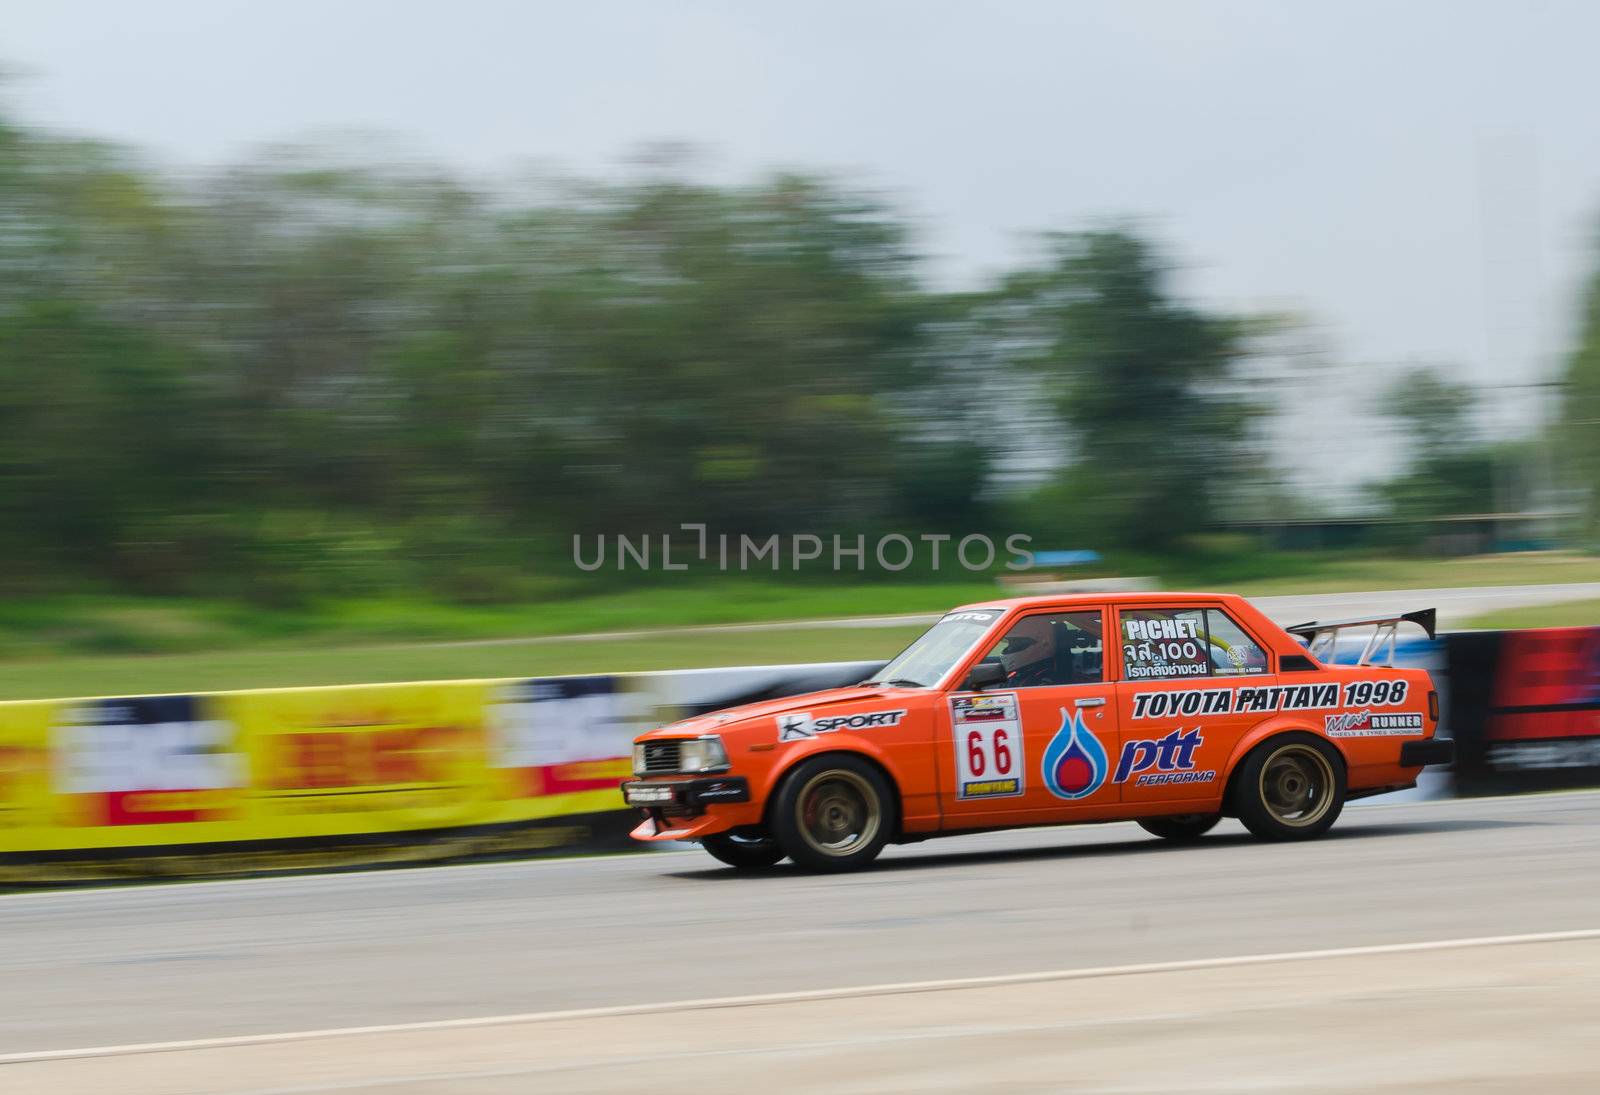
xmin=620 ymin=776 xmax=751 ymax=811
xmin=623 ymin=776 xmax=754 ymax=843
xmin=1400 ymin=737 xmax=1455 ymax=767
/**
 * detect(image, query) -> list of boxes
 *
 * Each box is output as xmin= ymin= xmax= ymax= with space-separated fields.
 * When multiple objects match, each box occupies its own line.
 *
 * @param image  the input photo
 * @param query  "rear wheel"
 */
xmin=1137 ymin=813 xmax=1221 ymax=842
xmin=770 ymin=755 xmax=895 ymax=871
xmin=1232 ymin=735 xmax=1345 ymax=841
xmin=701 ymin=830 xmax=785 ymax=869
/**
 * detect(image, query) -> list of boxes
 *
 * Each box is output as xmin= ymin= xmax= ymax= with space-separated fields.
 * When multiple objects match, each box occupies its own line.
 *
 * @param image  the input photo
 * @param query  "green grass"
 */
xmin=6 ymin=553 xmax=1597 ymax=657
xmin=1 ymin=551 xmax=1596 ymax=701
xmin=1205 ymin=551 xmax=1600 ymax=595
xmin=0 ymin=581 xmax=999 ymax=660
xmin=1462 ymin=598 xmax=1600 ymax=631
xmin=0 ymin=625 xmax=928 ymax=702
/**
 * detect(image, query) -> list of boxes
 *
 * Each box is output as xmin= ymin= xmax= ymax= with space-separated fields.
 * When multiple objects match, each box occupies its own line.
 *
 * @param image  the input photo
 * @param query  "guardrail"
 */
xmin=1443 ymin=626 xmax=1600 ymax=795
xmin=0 ymin=660 xmax=881 ymax=885
xmin=1 ymin=624 xmax=1594 ymax=885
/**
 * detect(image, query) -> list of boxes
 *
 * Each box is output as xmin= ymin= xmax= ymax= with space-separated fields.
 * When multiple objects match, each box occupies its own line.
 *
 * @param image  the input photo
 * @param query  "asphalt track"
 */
xmin=5 ymin=788 xmax=1600 ymax=1092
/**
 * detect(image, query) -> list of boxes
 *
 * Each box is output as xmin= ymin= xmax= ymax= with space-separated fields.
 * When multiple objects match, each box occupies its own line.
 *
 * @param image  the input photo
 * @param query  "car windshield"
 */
xmin=864 ymin=609 xmax=1004 ymax=688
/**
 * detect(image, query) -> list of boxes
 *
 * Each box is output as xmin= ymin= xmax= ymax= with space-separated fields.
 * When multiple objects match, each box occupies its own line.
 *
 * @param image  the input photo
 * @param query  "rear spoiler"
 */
xmin=1284 ymin=608 xmax=1436 ymax=667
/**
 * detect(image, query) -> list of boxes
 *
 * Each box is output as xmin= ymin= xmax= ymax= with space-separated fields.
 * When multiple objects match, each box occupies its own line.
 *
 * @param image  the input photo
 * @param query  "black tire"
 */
xmin=1137 ymin=813 xmax=1221 ymax=842
xmin=1230 ymin=734 xmax=1346 ymax=841
xmin=769 ymin=754 xmax=896 ymax=872
xmin=701 ymin=830 xmax=786 ymax=870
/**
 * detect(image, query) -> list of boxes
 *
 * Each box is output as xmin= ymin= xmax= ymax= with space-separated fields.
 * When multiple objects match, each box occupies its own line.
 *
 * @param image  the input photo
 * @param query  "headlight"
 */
xmin=632 ymin=735 xmax=731 ymax=776
xmin=679 ymin=735 xmax=730 ymax=773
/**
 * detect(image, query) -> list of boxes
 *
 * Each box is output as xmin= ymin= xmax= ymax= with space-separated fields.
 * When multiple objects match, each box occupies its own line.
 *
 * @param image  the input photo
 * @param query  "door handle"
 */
xmin=1075 ymin=697 xmax=1106 ymax=708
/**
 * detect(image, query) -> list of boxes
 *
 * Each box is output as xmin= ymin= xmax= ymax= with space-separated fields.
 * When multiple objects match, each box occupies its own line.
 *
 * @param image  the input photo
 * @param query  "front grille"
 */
xmin=641 ymin=739 xmax=684 ymax=774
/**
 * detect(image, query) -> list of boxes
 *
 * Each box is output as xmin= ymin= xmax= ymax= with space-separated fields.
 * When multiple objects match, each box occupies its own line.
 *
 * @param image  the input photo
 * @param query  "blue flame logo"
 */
xmin=1041 ymin=706 xmax=1108 ymax=800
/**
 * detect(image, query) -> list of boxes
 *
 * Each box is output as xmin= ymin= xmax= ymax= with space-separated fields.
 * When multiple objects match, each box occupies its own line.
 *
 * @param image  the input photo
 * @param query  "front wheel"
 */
xmin=701 ymin=830 xmax=786 ymax=869
xmin=1231 ymin=735 xmax=1346 ymax=841
xmin=770 ymin=755 xmax=895 ymax=872
xmin=1137 ymin=813 xmax=1221 ymax=842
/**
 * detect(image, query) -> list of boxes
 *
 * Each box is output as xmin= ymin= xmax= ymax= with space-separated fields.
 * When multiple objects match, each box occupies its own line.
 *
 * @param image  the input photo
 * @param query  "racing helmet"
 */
xmin=999 ymin=614 xmax=1058 ymax=677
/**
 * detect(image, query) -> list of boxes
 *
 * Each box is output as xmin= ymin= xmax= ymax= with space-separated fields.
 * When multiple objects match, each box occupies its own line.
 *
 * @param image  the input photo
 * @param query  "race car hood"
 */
xmin=639 ymin=685 xmax=916 ymax=739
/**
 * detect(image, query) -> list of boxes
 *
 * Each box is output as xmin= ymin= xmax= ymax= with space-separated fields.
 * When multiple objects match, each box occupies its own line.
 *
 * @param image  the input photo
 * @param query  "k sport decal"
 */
xmin=776 ymin=709 xmax=907 ymax=742
xmin=1040 ymin=708 xmax=1215 ymax=800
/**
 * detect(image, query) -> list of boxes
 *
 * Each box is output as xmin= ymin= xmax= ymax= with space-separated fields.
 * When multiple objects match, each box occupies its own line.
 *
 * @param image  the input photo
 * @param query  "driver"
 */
xmin=999 ymin=615 xmax=1061 ymax=687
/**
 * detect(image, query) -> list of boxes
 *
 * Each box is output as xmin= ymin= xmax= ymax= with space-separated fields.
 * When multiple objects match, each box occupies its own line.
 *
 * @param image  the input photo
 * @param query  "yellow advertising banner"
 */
xmin=0 ymin=700 xmax=54 ymax=839
xmin=0 ymin=676 xmax=643 ymax=862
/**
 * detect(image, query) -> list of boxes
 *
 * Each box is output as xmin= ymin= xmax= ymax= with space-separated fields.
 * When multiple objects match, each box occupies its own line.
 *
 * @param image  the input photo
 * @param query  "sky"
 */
xmin=5 ymin=0 xmax=1597 ymax=498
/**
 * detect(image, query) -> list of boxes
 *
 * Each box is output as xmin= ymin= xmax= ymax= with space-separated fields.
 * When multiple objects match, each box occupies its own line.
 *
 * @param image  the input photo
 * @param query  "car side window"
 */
xmin=1119 ymin=608 xmax=1210 ymax=681
xmin=980 ymin=611 xmax=1104 ymax=689
xmin=1204 ymin=609 xmax=1270 ymax=676
xmin=1120 ymin=607 xmax=1272 ymax=680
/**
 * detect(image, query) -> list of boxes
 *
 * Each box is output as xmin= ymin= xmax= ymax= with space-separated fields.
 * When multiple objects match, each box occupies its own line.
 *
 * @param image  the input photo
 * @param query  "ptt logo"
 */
xmin=1114 ymin=728 xmax=1216 ymax=787
xmin=1042 ymin=708 xmax=1108 ymax=799
xmin=1042 ymin=715 xmax=1215 ymax=799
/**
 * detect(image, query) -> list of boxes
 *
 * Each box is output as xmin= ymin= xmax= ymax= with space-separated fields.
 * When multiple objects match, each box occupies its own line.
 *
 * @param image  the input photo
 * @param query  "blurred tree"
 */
xmin=2 ymin=108 xmax=977 ymax=597
xmin=474 ymin=174 xmax=930 ymax=536
xmin=1371 ymin=365 xmax=1498 ymax=524
xmin=996 ymin=230 xmax=1264 ymax=550
xmin=0 ymin=302 xmax=221 ymax=592
xmin=5 ymin=95 xmax=1334 ymax=600
xmin=1561 ymin=241 xmax=1600 ymax=542
xmin=1381 ymin=366 xmax=1479 ymax=463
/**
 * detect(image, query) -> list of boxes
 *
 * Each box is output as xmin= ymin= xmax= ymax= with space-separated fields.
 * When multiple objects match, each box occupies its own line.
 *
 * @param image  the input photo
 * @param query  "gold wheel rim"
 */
xmin=796 ymin=770 xmax=880 ymax=857
xmin=1259 ymin=744 xmax=1335 ymax=828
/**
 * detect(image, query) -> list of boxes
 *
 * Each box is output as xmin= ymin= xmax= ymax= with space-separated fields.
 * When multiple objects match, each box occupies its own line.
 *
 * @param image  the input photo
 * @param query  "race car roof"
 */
xmin=949 ymin=591 xmax=1250 ymax=614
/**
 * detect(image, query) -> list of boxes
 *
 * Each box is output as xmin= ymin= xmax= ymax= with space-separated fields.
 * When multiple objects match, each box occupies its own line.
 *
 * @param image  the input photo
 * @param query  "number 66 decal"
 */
xmin=951 ymin=693 xmax=1026 ymax=799
xmin=966 ymin=726 xmax=1013 ymax=776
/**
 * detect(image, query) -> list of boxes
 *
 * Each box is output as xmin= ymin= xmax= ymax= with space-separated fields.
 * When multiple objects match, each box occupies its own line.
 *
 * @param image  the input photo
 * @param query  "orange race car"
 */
xmin=621 ymin=592 xmax=1453 ymax=871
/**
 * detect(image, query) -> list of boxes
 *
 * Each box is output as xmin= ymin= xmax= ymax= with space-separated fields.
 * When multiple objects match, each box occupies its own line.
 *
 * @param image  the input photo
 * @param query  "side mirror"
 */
xmin=963 ymin=660 xmax=1007 ymax=691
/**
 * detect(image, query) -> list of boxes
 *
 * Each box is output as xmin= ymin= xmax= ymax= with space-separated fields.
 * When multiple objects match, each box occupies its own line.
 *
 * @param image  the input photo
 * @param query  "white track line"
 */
xmin=5 ymin=926 xmax=1599 ymax=1066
